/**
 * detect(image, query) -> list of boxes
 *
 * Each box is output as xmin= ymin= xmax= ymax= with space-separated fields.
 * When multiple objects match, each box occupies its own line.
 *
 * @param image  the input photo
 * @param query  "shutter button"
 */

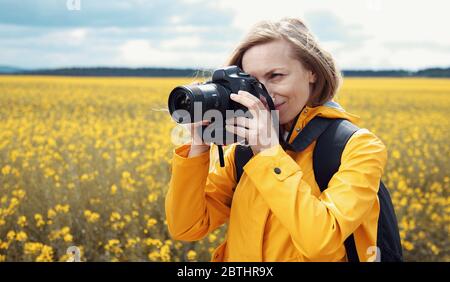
xmin=274 ymin=167 xmax=281 ymax=174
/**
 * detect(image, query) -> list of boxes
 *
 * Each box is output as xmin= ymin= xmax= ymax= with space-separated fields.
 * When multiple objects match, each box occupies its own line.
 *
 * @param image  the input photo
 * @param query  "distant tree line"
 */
xmin=1 ymin=66 xmax=449 ymax=77
xmin=342 ymin=68 xmax=450 ymax=77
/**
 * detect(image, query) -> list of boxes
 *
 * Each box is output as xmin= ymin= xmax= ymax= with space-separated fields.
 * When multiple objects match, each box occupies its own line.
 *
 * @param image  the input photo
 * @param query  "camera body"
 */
xmin=168 ymin=65 xmax=268 ymax=124
xmin=168 ymin=65 xmax=272 ymax=146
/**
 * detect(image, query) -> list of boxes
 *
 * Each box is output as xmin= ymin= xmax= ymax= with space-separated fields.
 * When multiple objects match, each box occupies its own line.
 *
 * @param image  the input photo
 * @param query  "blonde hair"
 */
xmin=225 ymin=18 xmax=342 ymax=106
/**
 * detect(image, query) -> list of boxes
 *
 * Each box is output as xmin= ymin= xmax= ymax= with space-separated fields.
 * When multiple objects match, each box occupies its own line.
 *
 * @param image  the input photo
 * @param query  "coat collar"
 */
xmin=285 ymin=101 xmax=361 ymax=144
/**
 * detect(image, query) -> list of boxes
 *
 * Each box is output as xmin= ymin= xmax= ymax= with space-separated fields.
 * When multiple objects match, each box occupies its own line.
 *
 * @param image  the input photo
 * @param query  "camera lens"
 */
xmin=174 ymin=92 xmax=192 ymax=112
xmin=168 ymin=87 xmax=195 ymax=124
xmin=168 ymin=83 xmax=229 ymax=124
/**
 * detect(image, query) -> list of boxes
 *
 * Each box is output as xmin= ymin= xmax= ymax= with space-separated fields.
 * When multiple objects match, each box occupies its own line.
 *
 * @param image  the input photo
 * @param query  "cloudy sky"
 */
xmin=0 ymin=0 xmax=449 ymax=70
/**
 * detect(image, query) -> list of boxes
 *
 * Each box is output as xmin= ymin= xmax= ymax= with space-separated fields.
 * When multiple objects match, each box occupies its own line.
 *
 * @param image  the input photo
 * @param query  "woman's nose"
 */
xmin=264 ymin=86 xmax=276 ymax=101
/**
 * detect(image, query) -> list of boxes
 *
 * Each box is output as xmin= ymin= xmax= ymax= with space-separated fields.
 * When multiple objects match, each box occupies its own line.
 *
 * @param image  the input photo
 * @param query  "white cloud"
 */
xmin=160 ymin=36 xmax=202 ymax=50
xmin=67 ymin=28 xmax=88 ymax=44
xmin=1 ymin=0 xmax=448 ymax=69
xmin=211 ymin=0 xmax=450 ymax=69
xmin=117 ymin=39 xmax=229 ymax=68
xmin=169 ymin=16 xmax=183 ymax=25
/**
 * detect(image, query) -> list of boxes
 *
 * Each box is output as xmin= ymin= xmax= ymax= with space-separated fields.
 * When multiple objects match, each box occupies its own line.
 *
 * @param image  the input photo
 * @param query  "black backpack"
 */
xmin=234 ymin=117 xmax=403 ymax=262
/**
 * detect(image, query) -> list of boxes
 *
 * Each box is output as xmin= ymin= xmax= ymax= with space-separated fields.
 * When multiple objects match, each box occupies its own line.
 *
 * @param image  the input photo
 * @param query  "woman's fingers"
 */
xmin=189 ymin=120 xmax=209 ymax=131
xmin=237 ymin=90 xmax=264 ymax=107
xmin=225 ymin=124 xmax=251 ymax=139
xmin=225 ymin=116 xmax=254 ymax=129
xmin=230 ymin=90 xmax=265 ymax=116
xmin=259 ymin=95 xmax=271 ymax=111
xmin=187 ymin=120 xmax=210 ymax=145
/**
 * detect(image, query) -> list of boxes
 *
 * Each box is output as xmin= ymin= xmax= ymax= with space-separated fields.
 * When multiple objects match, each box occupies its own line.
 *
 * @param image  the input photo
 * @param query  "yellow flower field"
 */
xmin=0 ymin=75 xmax=448 ymax=262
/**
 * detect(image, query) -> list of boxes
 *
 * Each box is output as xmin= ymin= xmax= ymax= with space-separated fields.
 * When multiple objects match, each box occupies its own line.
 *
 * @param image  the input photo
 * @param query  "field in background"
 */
xmin=0 ymin=76 xmax=448 ymax=261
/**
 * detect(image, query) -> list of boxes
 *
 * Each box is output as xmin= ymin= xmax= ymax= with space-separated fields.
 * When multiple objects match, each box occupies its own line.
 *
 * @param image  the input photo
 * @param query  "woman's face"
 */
xmin=241 ymin=39 xmax=316 ymax=127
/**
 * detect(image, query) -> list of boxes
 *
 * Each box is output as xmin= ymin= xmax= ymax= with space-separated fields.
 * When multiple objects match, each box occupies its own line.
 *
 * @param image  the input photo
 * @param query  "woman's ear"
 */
xmin=308 ymin=70 xmax=317 ymax=83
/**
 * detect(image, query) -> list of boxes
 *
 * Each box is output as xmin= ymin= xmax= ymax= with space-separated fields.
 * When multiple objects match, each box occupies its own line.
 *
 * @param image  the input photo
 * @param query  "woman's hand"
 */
xmin=178 ymin=81 xmax=210 ymax=158
xmin=225 ymin=90 xmax=279 ymax=155
xmin=186 ymin=120 xmax=210 ymax=157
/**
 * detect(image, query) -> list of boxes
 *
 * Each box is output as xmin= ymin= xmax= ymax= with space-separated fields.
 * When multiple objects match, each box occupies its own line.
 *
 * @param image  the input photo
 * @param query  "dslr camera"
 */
xmin=168 ymin=66 xmax=277 ymax=165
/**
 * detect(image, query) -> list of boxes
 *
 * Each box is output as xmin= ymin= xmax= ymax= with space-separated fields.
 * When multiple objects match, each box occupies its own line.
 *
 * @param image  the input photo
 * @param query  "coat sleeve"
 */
xmin=243 ymin=129 xmax=387 ymax=259
xmin=165 ymin=144 xmax=237 ymax=241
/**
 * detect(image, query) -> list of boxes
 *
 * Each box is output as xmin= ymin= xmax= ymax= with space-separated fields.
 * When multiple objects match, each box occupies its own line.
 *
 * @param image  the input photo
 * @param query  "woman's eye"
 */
xmin=270 ymin=73 xmax=283 ymax=78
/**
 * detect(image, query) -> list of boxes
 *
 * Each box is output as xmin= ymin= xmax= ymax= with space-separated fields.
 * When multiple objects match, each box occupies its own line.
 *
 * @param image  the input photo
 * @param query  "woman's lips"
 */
xmin=275 ymin=102 xmax=286 ymax=110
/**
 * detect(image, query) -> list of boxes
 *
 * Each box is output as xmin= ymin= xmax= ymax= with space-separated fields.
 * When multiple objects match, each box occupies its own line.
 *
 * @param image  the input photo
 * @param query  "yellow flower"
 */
xmin=144 ymin=238 xmax=163 ymax=248
xmin=12 ymin=189 xmax=26 ymax=199
xmin=24 ymin=242 xmax=44 ymax=255
xmin=148 ymin=251 xmax=160 ymax=261
xmin=403 ymin=241 xmax=414 ymax=251
xmin=16 ymin=231 xmax=28 ymax=242
xmin=84 ymin=210 xmax=100 ymax=223
xmin=48 ymin=227 xmax=71 ymax=241
xmin=17 ymin=216 xmax=27 ymax=227
xmin=146 ymin=218 xmax=157 ymax=228
xmin=112 ymin=222 xmax=125 ymax=230
xmin=110 ymin=212 xmax=121 ymax=222
xmin=418 ymin=231 xmax=426 ymax=240
xmin=34 ymin=213 xmax=45 ymax=228
xmin=61 ymin=226 xmax=70 ymax=234
xmin=63 ymin=234 xmax=73 ymax=243
xmin=9 ymin=197 xmax=19 ymax=209
xmin=47 ymin=208 xmax=56 ymax=219
xmin=430 ymin=244 xmax=440 ymax=255
xmin=187 ymin=250 xmax=197 ymax=261
xmin=147 ymin=193 xmax=158 ymax=203
xmin=6 ymin=230 xmax=16 ymax=241
xmin=36 ymin=245 xmax=54 ymax=262
xmin=208 ymin=234 xmax=217 ymax=243
xmin=102 ymin=152 xmax=111 ymax=160
xmin=55 ymin=204 xmax=70 ymax=213
xmin=160 ymin=245 xmax=171 ymax=262
xmin=2 ymin=165 xmax=11 ymax=175
xmin=105 ymin=239 xmax=123 ymax=256
xmin=44 ymin=167 xmax=55 ymax=178
xmin=392 ymin=150 xmax=401 ymax=159
xmin=111 ymin=184 xmax=117 ymax=195
xmin=125 ymin=238 xmax=138 ymax=248
xmin=0 ymin=241 xmax=9 ymax=250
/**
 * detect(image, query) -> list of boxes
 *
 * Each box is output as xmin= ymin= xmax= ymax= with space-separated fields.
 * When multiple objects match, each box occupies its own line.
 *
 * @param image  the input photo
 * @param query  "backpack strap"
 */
xmin=235 ymin=117 xmax=337 ymax=182
xmin=313 ymin=119 xmax=359 ymax=191
xmin=234 ymin=144 xmax=254 ymax=184
xmin=286 ymin=117 xmax=335 ymax=152
xmin=313 ymin=119 xmax=360 ymax=262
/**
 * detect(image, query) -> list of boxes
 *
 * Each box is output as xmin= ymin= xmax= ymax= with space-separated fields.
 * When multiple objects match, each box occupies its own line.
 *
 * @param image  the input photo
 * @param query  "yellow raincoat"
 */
xmin=165 ymin=102 xmax=387 ymax=262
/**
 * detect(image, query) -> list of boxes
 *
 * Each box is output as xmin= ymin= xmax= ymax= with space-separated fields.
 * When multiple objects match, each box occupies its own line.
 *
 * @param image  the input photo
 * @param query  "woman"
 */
xmin=165 ymin=18 xmax=387 ymax=262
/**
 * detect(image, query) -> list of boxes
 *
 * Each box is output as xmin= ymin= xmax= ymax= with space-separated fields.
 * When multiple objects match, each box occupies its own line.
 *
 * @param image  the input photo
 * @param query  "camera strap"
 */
xmin=253 ymin=82 xmax=291 ymax=150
